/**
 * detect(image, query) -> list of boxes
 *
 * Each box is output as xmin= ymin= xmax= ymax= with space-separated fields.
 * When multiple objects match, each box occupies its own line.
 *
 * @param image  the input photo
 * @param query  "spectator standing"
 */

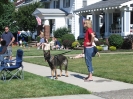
xmin=1 ymin=26 xmax=15 ymax=60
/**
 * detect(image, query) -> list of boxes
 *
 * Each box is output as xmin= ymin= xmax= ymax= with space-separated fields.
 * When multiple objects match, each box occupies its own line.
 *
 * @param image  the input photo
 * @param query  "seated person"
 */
xmin=0 ymin=40 xmax=7 ymax=54
xmin=19 ymin=39 xmax=23 ymax=47
xmin=50 ymin=37 xmax=55 ymax=50
xmin=53 ymin=38 xmax=61 ymax=50
xmin=0 ymin=40 xmax=7 ymax=63
xmin=43 ymin=37 xmax=50 ymax=50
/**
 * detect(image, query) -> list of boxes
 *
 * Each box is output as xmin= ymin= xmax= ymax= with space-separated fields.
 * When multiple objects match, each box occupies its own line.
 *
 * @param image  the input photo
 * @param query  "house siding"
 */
xmin=87 ymin=0 xmax=102 ymax=6
xmin=73 ymin=0 xmax=83 ymax=39
xmin=55 ymin=17 xmax=66 ymax=30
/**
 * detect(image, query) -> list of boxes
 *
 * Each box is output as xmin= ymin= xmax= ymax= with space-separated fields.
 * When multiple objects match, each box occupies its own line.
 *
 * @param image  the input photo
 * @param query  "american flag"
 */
xmin=35 ymin=15 xmax=41 ymax=25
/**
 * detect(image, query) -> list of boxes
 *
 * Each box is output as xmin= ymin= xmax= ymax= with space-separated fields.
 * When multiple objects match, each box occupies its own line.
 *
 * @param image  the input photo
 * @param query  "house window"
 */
xmin=44 ymin=2 xmax=50 ymax=8
xmin=63 ymin=0 xmax=70 ymax=8
xmin=83 ymin=0 xmax=87 ymax=7
xmin=54 ymin=0 xmax=60 ymax=8
xmin=25 ymin=0 xmax=32 ymax=3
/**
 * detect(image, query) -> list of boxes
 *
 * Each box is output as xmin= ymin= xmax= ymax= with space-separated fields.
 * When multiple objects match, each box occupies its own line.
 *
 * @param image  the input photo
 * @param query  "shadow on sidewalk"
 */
xmin=70 ymin=74 xmax=84 ymax=79
xmin=71 ymin=74 xmax=112 ymax=82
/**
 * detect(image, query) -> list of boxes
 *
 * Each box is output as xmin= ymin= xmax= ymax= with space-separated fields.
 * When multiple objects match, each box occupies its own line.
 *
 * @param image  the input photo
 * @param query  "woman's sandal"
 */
xmin=83 ymin=77 xmax=88 ymax=80
xmin=84 ymin=79 xmax=93 ymax=82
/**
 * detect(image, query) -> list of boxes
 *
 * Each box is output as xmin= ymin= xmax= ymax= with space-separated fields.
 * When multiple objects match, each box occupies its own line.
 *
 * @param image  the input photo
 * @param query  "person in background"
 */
xmin=0 ymin=40 xmax=7 ymax=54
xmin=19 ymin=39 xmax=23 ymax=47
xmin=37 ymin=31 xmax=45 ymax=50
xmin=92 ymin=36 xmax=100 ymax=57
xmin=54 ymin=38 xmax=61 ymax=50
xmin=50 ymin=37 xmax=55 ymax=50
xmin=1 ymin=26 xmax=15 ymax=60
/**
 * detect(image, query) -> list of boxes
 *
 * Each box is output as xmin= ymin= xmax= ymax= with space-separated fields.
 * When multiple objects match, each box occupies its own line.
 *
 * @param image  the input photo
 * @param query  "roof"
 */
xmin=74 ymin=0 xmax=133 ymax=12
xmin=32 ymin=8 xmax=66 ymax=16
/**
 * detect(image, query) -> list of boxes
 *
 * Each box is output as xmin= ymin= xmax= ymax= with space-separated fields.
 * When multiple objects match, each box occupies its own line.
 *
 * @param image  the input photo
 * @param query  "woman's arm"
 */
xmin=90 ymin=33 xmax=95 ymax=44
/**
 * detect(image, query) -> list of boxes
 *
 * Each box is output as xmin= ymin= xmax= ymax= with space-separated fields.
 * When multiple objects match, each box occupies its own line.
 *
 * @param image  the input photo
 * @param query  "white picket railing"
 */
xmin=110 ymin=24 xmax=133 ymax=35
xmin=110 ymin=24 xmax=121 ymax=35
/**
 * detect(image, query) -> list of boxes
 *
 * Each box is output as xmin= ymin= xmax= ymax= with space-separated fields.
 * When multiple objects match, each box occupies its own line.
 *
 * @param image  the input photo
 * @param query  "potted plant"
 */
xmin=100 ymin=40 xmax=108 ymax=50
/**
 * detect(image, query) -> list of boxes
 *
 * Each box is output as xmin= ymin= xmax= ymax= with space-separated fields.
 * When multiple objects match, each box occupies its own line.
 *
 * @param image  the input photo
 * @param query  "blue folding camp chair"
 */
xmin=0 ymin=49 xmax=24 ymax=82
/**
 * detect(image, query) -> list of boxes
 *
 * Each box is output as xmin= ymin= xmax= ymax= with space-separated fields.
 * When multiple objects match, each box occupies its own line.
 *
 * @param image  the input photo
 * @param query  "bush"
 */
xmin=53 ymin=27 xmax=70 ymax=38
xmin=62 ymin=40 xmax=73 ymax=49
xmin=62 ymin=34 xmax=75 ymax=42
xmin=78 ymin=39 xmax=84 ymax=46
xmin=109 ymin=46 xmax=116 ymax=51
xmin=121 ymin=38 xmax=132 ymax=49
xmin=108 ymin=34 xmax=123 ymax=48
xmin=28 ymin=36 xmax=31 ymax=43
xmin=62 ymin=34 xmax=75 ymax=48
xmin=96 ymin=46 xmax=103 ymax=51
xmin=72 ymin=41 xmax=80 ymax=48
xmin=36 ymin=36 xmax=40 ymax=42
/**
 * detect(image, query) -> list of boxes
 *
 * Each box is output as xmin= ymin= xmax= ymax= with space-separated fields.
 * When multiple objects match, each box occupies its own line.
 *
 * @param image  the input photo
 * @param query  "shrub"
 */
xmin=121 ymin=38 xmax=132 ymax=49
xmin=53 ymin=27 xmax=70 ymax=38
xmin=124 ymin=35 xmax=133 ymax=49
xmin=109 ymin=46 xmax=117 ymax=51
xmin=108 ymin=34 xmax=123 ymax=48
xmin=96 ymin=46 xmax=103 ymax=51
xmin=72 ymin=41 xmax=80 ymax=48
xmin=95 ymin=39 xmax=108 ymax=46
xmin=61 ymin=34 xmax=75 ymax=42
xmin=62 ymin=40 xmax=73 ymax=49
xmin=36 ymin=36 xmax=40 ymax=42
xmin=78 ymin=39 xmax=84 ymax=46
xmin=28 ymin=36 xmax=31 ymax=43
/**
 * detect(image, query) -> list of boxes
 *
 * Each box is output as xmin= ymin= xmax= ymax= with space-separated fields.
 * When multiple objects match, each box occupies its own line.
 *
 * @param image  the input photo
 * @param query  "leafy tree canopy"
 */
xmin=0 ymin=2 xmax=17 ymax=34
xmin=13 ymin=2 xmax=43 ymax=32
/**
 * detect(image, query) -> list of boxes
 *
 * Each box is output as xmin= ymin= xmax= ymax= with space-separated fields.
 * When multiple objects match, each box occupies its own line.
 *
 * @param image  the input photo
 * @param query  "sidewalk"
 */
xmin=22 ymin=62 xmax=133 ymax=99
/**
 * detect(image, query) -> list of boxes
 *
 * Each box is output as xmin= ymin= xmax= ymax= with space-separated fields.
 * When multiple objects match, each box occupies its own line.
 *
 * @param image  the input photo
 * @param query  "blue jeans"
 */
xmin=84 ymin=47 xmax=94 ymax=73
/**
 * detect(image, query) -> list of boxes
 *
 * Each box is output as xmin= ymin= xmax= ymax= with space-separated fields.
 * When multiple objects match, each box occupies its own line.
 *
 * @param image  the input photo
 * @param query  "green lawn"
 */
xmin=24 ymin=53 xmax=133 ymax=84
xmin=0 ymin=72 xmax=90 ymax=99
xmin=12 ymin=46 xmax=133 ymax=56
xmin=12 ymin=46 xmax=82 ymax=56
xmin=3 ymin=46 xmax=132 ymax=98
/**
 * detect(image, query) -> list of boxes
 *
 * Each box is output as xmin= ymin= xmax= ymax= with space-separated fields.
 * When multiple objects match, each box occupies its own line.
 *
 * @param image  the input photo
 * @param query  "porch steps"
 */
xmin=28 ymin=41 xmax=38 ymax=47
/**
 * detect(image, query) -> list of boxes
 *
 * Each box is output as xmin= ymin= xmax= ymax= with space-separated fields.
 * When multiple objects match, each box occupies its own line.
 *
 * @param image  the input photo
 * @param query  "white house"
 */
xmin=74 ymin=0 xmax=133 ymax=38
xmin=15 ymin=0 xmax=103 ymax=39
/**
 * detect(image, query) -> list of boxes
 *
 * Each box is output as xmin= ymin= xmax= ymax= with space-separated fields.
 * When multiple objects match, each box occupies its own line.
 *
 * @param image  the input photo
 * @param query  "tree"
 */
xmin=13 ymin=2 xmax=43 ymax=32
xmin=0 ymin=2 xmax=17 ymax=34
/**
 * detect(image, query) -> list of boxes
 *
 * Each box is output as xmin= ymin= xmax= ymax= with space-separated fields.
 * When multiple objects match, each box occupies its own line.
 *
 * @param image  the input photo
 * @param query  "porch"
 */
xmin=74 ymin=0 xmax=133 ymax=38
xmin=32 ymin=8 xmax=67 ymax=37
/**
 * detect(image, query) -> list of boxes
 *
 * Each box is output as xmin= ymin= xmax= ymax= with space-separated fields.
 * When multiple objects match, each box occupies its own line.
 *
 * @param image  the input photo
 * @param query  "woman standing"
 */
xmin=83 ymin=19 xmax=95 ymax=81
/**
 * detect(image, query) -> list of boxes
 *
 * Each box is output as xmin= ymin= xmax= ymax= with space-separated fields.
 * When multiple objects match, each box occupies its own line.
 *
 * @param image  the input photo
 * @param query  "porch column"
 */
xmin=121 ymin=10 xmax=131 ymax=36
xmin=44 ymin=20 xmax=50 ymax=39
xmin=74 ymin=15 xmax=80 ymax=40
xmin=104 ymin=12 xmax=111 ymax=38
xmin=92 ymin=13 xmax=100 ymax=38
xmin=79 ymin=16 xmax=84 ymax=38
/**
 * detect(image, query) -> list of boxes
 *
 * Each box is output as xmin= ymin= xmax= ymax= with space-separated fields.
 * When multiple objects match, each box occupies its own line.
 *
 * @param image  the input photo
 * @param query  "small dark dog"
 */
xmin=43 ymin=50 xmax=68 ymax=79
